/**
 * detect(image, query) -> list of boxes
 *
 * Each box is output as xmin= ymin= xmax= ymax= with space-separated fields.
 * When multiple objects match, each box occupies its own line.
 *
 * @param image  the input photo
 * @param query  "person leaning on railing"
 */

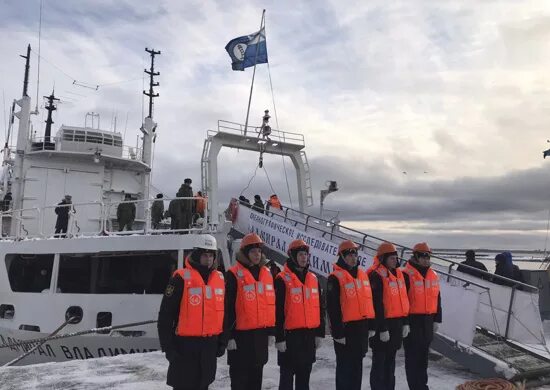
xmin=54 ymin=195 xmax=74 ymax=238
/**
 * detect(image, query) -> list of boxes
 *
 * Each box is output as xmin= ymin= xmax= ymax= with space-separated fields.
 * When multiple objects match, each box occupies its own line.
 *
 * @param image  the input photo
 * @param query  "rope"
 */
xmin=239 ymin=163 xmax=260 ymax=197
xmin=456 ymin=378 xmax=518 ymax=389
xmin=0 ymin=319 xmax=156 ymax=350
xmin=262 ymin=164 xmax=277 ymax=195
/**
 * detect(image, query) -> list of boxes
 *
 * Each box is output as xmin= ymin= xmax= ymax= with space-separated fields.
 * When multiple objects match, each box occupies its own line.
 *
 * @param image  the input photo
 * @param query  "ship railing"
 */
xmin=27 ymin=136 xmax=144 ymax=161
xmin=0 ymin=196 xmax=208 ymax=240
xmin=213 ymin=120 xmax=305 ymax=146
xmin=237 ymin=200 xmax=539 ymax=342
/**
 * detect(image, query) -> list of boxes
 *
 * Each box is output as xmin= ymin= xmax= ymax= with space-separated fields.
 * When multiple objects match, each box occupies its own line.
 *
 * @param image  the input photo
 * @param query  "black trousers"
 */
xmin=229 ymin=365 xmax=264 ymax=390
xmin=54 ymin=225 xmax=67 ymax=237
xmin=334 ymin=343 xmax=364 ymax=390
xmin=370 ymin=343 xmax=398 ymax=390
xmin=404 ymin=337 xmax=430 ymax=390
xmin=279 ymin=364 xmax=312 ymax=390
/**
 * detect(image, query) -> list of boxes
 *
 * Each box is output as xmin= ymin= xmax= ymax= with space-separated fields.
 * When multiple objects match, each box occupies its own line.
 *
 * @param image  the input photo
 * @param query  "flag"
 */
xmin=225 ymin=28 xmax=268 ymax=71
xmin=544 ymin=148 xmax=550 ymax=159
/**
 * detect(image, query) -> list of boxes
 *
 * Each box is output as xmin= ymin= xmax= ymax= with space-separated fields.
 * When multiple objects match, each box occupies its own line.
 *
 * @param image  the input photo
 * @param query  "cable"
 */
xmin=240 ymin=163 xmax=260 ymax=197
xmin=262 ymin=164 xmax=277 ymax=195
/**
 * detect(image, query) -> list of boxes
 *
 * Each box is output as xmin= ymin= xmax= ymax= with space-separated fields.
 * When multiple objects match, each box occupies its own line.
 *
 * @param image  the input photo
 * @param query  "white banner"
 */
xmin=234 ymin=207 xmax=375 ymax=276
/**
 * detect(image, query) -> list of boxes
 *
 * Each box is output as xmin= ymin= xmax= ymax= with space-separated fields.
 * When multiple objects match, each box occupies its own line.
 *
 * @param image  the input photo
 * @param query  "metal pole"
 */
xmin=243 ymin=10 xmax=266 ymax=137
xmin=504 ymin=286 xmax=517 ymax=339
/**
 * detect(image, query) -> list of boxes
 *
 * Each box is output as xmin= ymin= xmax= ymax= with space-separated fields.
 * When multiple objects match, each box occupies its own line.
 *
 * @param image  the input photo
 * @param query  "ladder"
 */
xmin=300 ymin=151 xmax=313 ymax=207
xmin=201 ymin=136 xmax=211 ymax=195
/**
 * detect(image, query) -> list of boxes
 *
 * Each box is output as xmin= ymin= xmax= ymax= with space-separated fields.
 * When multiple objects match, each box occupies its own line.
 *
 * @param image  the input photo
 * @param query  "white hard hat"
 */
xmin=194 ymin=234 xmax=217 ymax=251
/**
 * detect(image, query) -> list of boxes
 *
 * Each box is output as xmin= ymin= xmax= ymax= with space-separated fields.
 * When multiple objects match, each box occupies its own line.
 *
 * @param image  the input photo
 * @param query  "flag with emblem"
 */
xmin=225 ymin=27 xmax=268 ymax=71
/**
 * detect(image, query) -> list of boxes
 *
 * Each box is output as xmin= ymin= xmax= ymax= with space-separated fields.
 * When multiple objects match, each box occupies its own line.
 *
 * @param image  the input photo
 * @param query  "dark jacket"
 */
xmin=157 ymin=259 xmax=222 ymax=389
xmin=457 ymin=260 xmax=488 ymax=280
xmin=177 ymin=184 xmax=194 ymax=229
xmin=54 ymin=200 xmax=73 ymax=228
xmin=402 ymin=261 xmax=442 ymax=346
xmin=275 ymin=259 xmax=325 ymax=368
xmin=494 ymin=252 xmax=524 ymax=287
xmin=327 ymin=257 xmax=370 ymax=357
xmin=151 ymin=199 xmax=164 ymax=224
xmin=222 ymin=251 xmax=274 ymax=367
xmin=167 ymin=199 xmax=181 ymax=229
xmin=266 ymin=259 xmax=281 ymax=280
xmin=369 ymin=265 xmax=407 ymax=351
xmin=117 ymin=202 xmax=136 ymax=223
xmin=252 ymin=199 xmax=265 ymax=214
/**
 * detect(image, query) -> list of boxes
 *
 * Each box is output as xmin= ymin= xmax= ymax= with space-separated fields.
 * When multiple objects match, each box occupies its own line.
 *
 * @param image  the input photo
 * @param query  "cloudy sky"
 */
xmin=1 ymin=0 xmax=550 ymax=250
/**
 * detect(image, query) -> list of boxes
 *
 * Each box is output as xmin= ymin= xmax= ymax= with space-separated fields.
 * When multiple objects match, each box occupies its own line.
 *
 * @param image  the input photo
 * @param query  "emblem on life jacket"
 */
xmin=292 ymin=293 xmax=302 ymax=303
xmin=346 ymin=287 xmax=356 ymax=297
xmin=391 ymin=287 xmax=398 ymax=296
xmin=245 ymin=290 xmax=256 ymax=301
xmin=189 ymin=294 xmax=202 ymax=306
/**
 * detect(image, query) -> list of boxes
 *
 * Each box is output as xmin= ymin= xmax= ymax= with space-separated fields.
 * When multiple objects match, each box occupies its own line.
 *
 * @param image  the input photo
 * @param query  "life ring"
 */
xmin=456 ymin=378 xmax=518 ymax=390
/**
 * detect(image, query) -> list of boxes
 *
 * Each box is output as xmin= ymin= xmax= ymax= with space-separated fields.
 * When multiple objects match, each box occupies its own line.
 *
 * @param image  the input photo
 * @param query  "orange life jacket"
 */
xmin=375 ymin=265 xmax=410 ymax=319
xmin=403 ymin=262 xmax=439 ymax=315
xmin=269 ymin=196 xmax=282 ymax=210
xmin=367 ymin=256 xmax=380 ymax=276
xmin=277 ymin=264 xmax=320 ymax=330
xmin=174 ymin=259 xmax=225 ymax=337
xmin=229 ymin=261 xmax=276 ymax=330
xmin=196 ymin=194 xmax=207 ymax=214
xmin=330 ymin=264 xmax=375 ymax=322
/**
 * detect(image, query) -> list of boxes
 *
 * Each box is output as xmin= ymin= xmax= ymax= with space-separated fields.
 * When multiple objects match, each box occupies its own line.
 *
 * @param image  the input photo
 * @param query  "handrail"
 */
xmin=0 ymin=196 xmax=208 ymax=240
xmin=270 ymin=202 xmax=538 ymax=292
xmin=216 ymin=119 xmax=305 ymax=146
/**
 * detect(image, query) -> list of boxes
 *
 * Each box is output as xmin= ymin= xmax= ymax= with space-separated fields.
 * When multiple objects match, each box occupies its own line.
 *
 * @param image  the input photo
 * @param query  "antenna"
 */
xmin=20 ymin=45 xmax=31 ymax=98
xmin=43 ymin=90 xmax=59 ymax=143
xmin=143 ymin=48 xmax=160 ymax=119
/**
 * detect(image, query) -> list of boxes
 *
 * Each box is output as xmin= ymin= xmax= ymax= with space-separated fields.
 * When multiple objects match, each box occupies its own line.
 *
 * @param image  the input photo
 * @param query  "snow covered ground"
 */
xmin=0 ymin=339 xmax=495 ymax=390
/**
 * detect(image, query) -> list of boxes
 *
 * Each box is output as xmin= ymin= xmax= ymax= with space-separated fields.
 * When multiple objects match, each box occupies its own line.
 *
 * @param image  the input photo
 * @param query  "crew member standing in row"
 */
xmin=275 ymin=239 xmax=325 ymax=390
xmin=224 ymin=233 xmax=276 ymax=390
xmin=157 ymin=235 xmax=225 ymax=390
xmin=369 ymin=242 xmax=410 ymax=390
xmin=403 ymin=242 xmax=442 ymax=390
xmin=327 ymin=240 xmax=375 ymax=390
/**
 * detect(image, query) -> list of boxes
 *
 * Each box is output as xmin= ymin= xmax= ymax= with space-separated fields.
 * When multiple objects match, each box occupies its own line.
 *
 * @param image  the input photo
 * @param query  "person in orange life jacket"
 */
xmin=157 ymin=235 xmax=225 ymax=390
xmin=327 ymin=240 xmax=375 ymax=390
xmin=402 ymin=242 xmax=442 ymax=390
xmin=274 ymin=239 xmax=325 ymax=390
xmin=369 ymin=241 xmax=410 ymax=390
xmin=223 ymin=233 xmax=276 ymax=390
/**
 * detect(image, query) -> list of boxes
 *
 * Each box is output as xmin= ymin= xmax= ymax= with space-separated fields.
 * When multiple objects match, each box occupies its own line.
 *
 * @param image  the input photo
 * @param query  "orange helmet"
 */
xmin=240 ymin=233 xmax=263 ymax=249
xmin=288 ymin=239 xmax=309 ymax=253
xmin=377 ymin=242 xmax=397 ymax=257
xmin=338 ymin=240 xmax=359 ymax=255
xmin=412 ymin=242 xmax=431 ymax=253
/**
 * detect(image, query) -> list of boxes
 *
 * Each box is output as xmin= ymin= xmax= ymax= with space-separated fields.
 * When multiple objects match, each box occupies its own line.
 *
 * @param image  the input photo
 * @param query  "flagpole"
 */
xmin=243 ymin=9 xmax=266 ymax=137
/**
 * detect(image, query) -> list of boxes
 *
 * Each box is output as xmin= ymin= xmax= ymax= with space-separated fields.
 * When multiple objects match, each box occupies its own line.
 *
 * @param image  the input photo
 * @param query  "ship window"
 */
xmin=103 ymin=134 xmax=113 ymax=146
xmin=97 ymin=312 xmax=112 ymax=331
xmin=5 ymin=254 xmax=54 ymax=293
xmin=86 ymin=131 xmax=103 ymax=144
xmin=0 ymin=304 xmax=14 ymax=319
xmin=56 ymin=251 xmax=178 ymax=294
xmin=19 ymin=324 xmax=40 ymax=332
xmin=113 ymin=136 xmax=123 ymax=147
xmin=74 ymin=130 xmax=86 ymax=142
xmin=62 ymin=130 xmax=74 ymax=141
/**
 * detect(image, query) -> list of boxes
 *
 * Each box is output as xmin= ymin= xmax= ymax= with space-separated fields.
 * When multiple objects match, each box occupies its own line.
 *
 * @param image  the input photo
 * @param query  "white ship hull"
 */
xmin=0 ymin=326 xmax=160 ymax=365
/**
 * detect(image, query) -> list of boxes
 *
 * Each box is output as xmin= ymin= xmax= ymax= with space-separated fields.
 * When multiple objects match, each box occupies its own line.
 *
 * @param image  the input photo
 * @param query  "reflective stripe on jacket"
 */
xmin=403 ymin=262 xmax=439 ymax=315
xmin=277 ymin=264 xmax=320 ymax=330
xmin=330 ymin=264 xmax=375 ymax=322
xmin=229 ymin=261 xmax=276 ymax=330
xmin=174 ymin=259 xmax=225 ymax=336
xmin=375 ymin=265 xmax=409 ymax=319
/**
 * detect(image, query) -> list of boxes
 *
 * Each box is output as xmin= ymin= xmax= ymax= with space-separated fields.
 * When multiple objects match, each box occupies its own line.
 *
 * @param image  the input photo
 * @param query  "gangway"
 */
xmin=230 ymin=201 xmax=550 ymax=385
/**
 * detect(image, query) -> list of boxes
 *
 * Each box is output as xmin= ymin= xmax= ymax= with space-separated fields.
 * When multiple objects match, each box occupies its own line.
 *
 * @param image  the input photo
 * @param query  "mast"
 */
xmin=11 ymin=45 xmax=33 ymax=233
xmin=43 ymin=91 xmax=59 ymax=144
xmin=141 ymin=47 xmax=160 ymax=233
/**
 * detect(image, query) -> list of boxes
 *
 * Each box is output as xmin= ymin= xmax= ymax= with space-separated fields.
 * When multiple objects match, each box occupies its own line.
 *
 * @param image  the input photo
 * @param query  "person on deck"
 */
xmin=167 ymin=192 xmax=182 ymax=230
xmin=402 ymin=242 xmax=442 ymax=390
xmin=456 ymin=250 xmax=488 ymax=279
xmin=117 ymin=193 xmax=136 ymax=231
xmin=157 ymin=235 xmax=225 ymax=390
xmin=369 ymin=241 xmax=410 ymax=390
xmin=151 ymin=193 xmax=164 ymax=229
xmin=327 ymin=240 xmax=375 ymax=390
xmin=252 ymin=195 xmax=265 ymax=214
xmin=267 ymin=194 xmax=282 ymax=212
xmin=223 ymin=233 xmax=276 ymax=390
xmin=54 ymin=195 xmax=74 ymax=237
xmin=275 ymin=239 xmax=325 ymax=390
xmin=177 ymin=178 xmax=194 ymax=231
xmin=195 ymin=191 xmax=207 ymax=220
xmin=494 ymin=252 xmax=524 ymax=287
